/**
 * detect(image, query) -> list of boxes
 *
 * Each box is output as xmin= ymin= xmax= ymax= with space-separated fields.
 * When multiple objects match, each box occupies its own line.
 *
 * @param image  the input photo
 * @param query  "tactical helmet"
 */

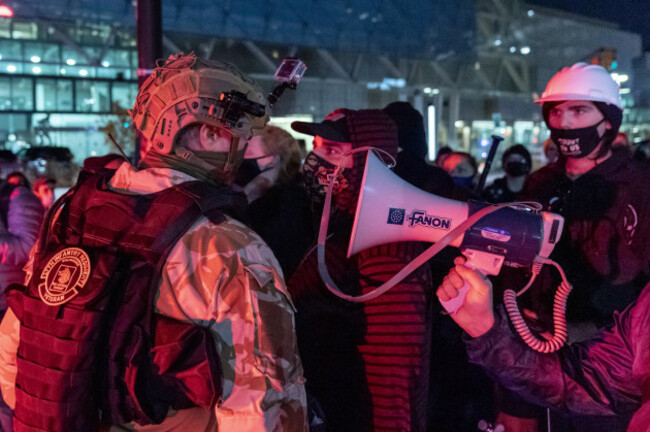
xmin=535 ymin=62 xmax=622 ymax=109
xmin=130 ymin=53 xmax=270 ymax=155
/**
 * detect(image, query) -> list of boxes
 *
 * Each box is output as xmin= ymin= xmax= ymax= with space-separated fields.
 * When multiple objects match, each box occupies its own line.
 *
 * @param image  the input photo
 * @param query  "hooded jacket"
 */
xmin=0 ymin=184 xmax=43 ymax=309
xmin=518 ymin=149 xmax=650 ymax=327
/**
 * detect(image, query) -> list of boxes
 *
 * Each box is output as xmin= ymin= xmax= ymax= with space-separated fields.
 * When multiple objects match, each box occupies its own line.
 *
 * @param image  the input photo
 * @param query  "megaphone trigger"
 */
xmin=440 ymin=249 xmax=504 ymax=314
xmin=439 ymin=280 xmax=470 ymax=315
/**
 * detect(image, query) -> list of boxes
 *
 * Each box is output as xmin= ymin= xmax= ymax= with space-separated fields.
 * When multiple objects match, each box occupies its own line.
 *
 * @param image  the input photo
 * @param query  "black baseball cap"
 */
xmin=291 ymin=110 xmax=351 ymax=142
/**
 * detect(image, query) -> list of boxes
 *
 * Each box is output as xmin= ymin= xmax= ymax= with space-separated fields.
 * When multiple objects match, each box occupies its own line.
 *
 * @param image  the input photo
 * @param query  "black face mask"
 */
xmin=549 ymin=119 xmax=606 ymax=158
xmin=234 ymin=159 xmax=263 ymax=187
xmin=301 ymin=152 xmax=353 ymax=205
xmin=504 ymin=161 xmax=529 ymax=177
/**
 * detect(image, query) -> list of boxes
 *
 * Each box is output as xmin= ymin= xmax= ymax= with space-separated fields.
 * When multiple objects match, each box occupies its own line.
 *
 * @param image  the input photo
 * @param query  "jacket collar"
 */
xmin=109 ymin=162 xmax=199 ymax=194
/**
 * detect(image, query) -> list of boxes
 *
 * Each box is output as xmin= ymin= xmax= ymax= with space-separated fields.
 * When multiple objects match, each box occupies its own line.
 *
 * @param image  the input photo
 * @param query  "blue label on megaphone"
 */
xmin=480 ymin=227 xmax=511 ymax=242
xmin=387 ymin=208 xmax=406 ymax=225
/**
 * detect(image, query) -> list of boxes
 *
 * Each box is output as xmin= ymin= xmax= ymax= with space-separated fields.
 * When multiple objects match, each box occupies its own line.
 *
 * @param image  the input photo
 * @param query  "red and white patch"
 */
xmin=38 ymin=248 xmax=91 ymax=306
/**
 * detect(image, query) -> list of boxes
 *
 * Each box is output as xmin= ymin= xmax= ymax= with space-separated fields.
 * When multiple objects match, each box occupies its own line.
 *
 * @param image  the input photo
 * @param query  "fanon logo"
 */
xmin=408 ymin=209 xmax=451 ymax=230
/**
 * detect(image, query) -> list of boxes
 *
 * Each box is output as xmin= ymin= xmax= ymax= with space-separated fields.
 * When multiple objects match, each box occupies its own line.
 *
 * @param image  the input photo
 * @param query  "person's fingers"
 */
xmin=436 ymin=285 xmax=451 ymax=301
xmin=447 ymin=268 xmax=464 ymax=288
xmin=441 ymin=280 xmax=459 ymax=299
xmin=455 ymin=264 xmax=490 ymax=292
xmin=453 ymin=256 xmax=467 ymax=266
xmin=438 ymin=274 xmax=460 ymax=300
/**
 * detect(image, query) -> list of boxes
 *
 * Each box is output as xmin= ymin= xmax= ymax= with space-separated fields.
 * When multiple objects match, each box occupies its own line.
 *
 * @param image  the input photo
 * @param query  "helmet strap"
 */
xmin=222 ymin=136 xmax=246 ymax=177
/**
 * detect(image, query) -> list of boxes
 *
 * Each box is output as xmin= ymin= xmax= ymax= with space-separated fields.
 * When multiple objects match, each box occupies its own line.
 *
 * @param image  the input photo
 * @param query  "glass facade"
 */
xmin=35 ymin=79 xmax=73 ymax=111
xmin=0 ymin=17 xmax=138 ymax=163
xmin=0 ymin=18 xmax=136 ymax=81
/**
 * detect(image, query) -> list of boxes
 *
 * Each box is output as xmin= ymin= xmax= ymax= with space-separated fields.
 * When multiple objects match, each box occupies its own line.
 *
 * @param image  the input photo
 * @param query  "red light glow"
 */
xmin=0 ymin=5 xmax=13 ymax=17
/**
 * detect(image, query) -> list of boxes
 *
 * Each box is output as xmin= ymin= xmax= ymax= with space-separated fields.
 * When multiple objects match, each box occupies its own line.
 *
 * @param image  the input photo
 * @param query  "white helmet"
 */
xmin=130 ymin=53 xmax=270 ymax=155
xmin=535 ymin=63 xmax=622 ymax=109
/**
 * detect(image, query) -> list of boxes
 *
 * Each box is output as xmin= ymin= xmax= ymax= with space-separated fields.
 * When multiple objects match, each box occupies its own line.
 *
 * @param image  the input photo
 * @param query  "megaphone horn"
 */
xmin=344 ymin=151 xmax=573 ymax=354
xmin=348 ymin=152 xmax=469 ymax=257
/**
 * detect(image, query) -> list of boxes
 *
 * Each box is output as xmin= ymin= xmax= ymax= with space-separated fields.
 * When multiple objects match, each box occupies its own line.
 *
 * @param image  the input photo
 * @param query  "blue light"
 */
xmin=480 ymin=138 xmax=490 ymax=147
xmin=611 ymin=61 xmax=618 ymax=70
xmin=123 ymin=122 xmax=129 ymax=128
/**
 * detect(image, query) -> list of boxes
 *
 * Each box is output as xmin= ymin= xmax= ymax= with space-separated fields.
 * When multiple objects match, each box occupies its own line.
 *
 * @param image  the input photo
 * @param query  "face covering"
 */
xmin=549 ymin=119 xmax=605 ymax=158
xmin=452 ymin=175 xmax=474 ymax=189
xmin=504 ymin=161 xmax=529 ymax=177
xmin=301 ymin=152 xmax=352 ymax=204
xmin=140 ymin=147 xmax=246 ymax=185
xmin=234 ymin=155 xmax=278 ymax=187
xmin=234 ymin=159 xmax=263 ymax=187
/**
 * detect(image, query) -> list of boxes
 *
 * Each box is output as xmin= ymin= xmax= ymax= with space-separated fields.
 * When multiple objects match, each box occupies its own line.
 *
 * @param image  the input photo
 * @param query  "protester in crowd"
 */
xmin=236 ymin=124 xmax=313 ymax=279
xmin=0 ymin=171 xmax=43 ymax=432
xmin=543 ymin=138 xmax=559 ymax=164
xmin=0 ymin=52 xmax=307 ymax=432
xmin=492 ymin=62 xmax=650 ymax=432
xmin=482 ymin=144 xmax=531 ymax=203
xmin=382 ymin=102 xmax=455 ymax=198
xmin=437 ymin=256 xmax=650 ymax=432
xmin=632 ymin=139 xmax=650 ymax=164
xmin=234 ymin=124 xmax=303 ymax=203
xmin=381 ymin=101 xmax=495 ymax=430
xmin=612 ymin=131 xmax=630 ymax=152
xmin=31 ymin=176 xmax=56 ymax=209
xmin=5 ymin=172 xmax=29 ymax=189
xmin=440 ymin=150 xmax=480 ymax=202
xmin=289 ymin=108 xmax=433 ymax=432
xmin=0 ymin=179 xmax=43 ymax=305
xmin=434 ymin=145 xmax=453 ymax=167
xmin=441 ymin=151 xmax=477 ymax=188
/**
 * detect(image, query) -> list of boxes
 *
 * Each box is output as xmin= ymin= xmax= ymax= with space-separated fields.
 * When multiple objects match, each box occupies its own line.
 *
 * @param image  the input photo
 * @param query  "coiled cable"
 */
xmin=503 ymin=259 xmax=573 ymax=353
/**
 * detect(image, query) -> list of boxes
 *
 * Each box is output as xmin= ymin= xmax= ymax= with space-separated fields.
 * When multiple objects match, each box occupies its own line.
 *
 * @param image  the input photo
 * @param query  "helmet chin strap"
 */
xmin=222 ymin=136 xmax=243 ymax=177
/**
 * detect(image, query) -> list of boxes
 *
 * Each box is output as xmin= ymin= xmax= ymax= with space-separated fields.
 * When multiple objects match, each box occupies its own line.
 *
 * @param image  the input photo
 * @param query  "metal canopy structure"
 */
xmin=0 ymin=0 xmax=642 ymax=138
xmin=4 ymin=0 xmax=476 ymax=60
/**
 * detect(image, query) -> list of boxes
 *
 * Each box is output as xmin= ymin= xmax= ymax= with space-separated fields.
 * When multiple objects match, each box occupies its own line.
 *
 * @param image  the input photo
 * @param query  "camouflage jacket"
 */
xmin=0 ymin=163 xmax=308 ymax=432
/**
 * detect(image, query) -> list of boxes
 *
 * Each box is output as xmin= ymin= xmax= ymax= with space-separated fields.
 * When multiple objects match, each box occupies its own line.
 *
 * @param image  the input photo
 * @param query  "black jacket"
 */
xmin=482 ymin=176 xmax=521 ymax=204
xmin=465 ymin=284 xmax=650 ymax=432
xmin=516 ymin=150 xmax=650 ymax=326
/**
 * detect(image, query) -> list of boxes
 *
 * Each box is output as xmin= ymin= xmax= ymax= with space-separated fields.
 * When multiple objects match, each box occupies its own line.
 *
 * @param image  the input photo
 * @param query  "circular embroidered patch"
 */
xmin=38 ymin=247 xmax=91 ymax=306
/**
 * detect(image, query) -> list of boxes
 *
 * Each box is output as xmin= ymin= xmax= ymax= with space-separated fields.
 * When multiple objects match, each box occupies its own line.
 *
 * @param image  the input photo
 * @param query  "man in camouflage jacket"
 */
xmin=0 ymin=53 xmax=308 ymax=431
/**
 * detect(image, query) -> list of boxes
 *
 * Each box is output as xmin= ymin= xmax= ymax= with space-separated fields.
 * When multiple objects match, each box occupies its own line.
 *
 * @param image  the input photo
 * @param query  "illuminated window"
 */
xmin=11 ymin=21 xmax=37 ymax=40
xmin=111 ymin=82 xmax=138 ymax=110
xmin=75 ymin=81 xmax=109 ymax=112
xmin=36 ymin=79 xmax=73 ymax=111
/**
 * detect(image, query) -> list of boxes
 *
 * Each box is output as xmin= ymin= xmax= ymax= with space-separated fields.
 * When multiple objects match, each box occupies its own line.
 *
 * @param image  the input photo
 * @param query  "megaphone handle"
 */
xmin=439 ymin=282 xmax=470 ymax=315
xmin=439 ymin=264 xmax=487 ymax=315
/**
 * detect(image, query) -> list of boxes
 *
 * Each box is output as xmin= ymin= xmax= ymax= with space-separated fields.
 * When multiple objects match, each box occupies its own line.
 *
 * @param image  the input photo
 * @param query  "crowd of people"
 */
xmin=0 ymin=53 xmax=644 ymax=432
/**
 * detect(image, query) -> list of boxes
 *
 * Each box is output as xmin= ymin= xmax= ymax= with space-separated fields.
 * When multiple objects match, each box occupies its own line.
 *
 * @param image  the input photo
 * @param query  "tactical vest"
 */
xmin=6 ymin=169 xmax=247 ymax=432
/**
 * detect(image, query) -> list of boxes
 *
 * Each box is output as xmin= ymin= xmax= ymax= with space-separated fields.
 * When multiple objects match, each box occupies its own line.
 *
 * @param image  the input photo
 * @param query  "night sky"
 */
xmin=528 ymin=0 xmax=650 ymax=51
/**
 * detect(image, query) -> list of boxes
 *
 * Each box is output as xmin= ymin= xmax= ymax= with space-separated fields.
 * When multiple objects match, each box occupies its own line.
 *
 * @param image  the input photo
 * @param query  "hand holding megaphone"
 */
xmin=437 ymin=257 xmax=495 ymax=338
xmin=319 ymin=150 xmax=573 ymax=352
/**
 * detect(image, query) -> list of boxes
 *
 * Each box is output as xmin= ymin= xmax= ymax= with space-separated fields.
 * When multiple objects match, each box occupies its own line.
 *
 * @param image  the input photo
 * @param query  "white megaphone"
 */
xmin=339 ymin=152 xmax=571 ymax=353
xmin=349 ymin=152 xmax=564 ymax=273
